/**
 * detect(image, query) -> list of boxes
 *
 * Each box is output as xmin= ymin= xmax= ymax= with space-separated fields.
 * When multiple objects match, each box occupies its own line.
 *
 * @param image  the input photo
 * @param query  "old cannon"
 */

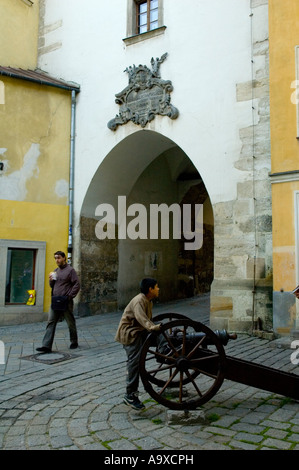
xmin=139 ymin=313 xmax=299 ymax=410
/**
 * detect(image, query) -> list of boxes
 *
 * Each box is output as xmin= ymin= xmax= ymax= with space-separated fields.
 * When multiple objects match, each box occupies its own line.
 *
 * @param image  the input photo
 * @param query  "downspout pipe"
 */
xmin=68 ymin=90 xmax=77 ymax=265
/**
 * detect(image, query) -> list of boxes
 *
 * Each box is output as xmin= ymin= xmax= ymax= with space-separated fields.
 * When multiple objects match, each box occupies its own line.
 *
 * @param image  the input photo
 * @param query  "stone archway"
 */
xmin=78 ymin=130 xmax=214 ymax=316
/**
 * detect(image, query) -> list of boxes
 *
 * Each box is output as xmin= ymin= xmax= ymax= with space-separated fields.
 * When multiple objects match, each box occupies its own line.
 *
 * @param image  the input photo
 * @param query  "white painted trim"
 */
xmin=270 ymin=171 xmax=299 ymax=184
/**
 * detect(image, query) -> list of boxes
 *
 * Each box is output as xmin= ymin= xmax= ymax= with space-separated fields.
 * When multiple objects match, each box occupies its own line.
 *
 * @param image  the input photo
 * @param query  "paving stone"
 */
xmin=233 ymin=432 xmax=264 ymax=443
xmin=108 ymin=439 xmax=139 ymax=450
xmin=132 ymin=436 xmax=164 ymax=450
xmin=262 ymin=437 xmax=293 ymax=449
xmin=239 ymin=412 xmax=268 ymax=424
xmin=288 ymin=433 xmax=299 ymax=443
xmin=260 ymin=419 xmax=291 ymax=430
xmin=203 ymin=426 xmax=236 ymax=437
xmin=229 ymin=439 xmax=258 ymax=450
xmin=26 ymin=434 xmax=49 ymax=447
xmin=264 ymin=428 xmax=289 ymax=440
xmin=230 ymin=422 xmax=265 ymax=434
xmin=50 ymin=435 xmax=74 ymax=448
xmin=270 ymin=408 xmax=297 ymax=422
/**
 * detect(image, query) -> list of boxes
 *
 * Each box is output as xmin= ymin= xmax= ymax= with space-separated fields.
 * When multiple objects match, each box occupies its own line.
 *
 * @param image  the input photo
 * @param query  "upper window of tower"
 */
xmin=136 ymin=0 xmax=158 ymax=34
xmin=124 ymin=0 xmax=165 ymax=45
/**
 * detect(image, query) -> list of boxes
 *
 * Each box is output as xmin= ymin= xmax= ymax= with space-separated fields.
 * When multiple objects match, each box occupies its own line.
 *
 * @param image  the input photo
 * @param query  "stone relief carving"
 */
xmin=107 ymin=53 xmax=179 ymax=130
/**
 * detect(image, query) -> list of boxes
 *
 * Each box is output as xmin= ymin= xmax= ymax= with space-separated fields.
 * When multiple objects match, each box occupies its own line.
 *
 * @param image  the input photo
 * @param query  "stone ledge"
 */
xmin=252 ymin=329 xmax=276 ymax=340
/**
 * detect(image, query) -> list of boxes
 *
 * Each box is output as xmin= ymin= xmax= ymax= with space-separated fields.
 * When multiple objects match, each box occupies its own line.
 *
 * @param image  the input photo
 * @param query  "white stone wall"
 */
xmin=38 ymin=0 xmax=272 ymax=330
xmin=38 ymin=0 xmax=254 ymax=211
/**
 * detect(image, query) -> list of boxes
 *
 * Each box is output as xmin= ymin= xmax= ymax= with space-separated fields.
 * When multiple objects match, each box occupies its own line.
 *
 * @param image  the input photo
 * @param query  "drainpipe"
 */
xmin=68 ymin=90 xmax=76 ymax=266
xmin=250 ymin=5 xmax=257 ymax=334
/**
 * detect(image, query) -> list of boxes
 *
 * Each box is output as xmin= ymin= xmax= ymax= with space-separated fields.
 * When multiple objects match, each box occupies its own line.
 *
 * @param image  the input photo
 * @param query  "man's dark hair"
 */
xmin=54 ymin=251 xmax=66 ymax=259
xmin=140 ymin=278 xmax=157 ymax=295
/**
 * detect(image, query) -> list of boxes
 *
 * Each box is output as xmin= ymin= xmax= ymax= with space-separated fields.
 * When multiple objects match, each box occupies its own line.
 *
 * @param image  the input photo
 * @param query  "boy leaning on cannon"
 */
xmin=115 ymin=278 xmax=162 ymax=410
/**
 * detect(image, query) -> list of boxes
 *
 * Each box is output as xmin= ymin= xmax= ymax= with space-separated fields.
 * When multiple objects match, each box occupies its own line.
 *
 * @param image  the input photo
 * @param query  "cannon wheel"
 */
xmin=139 ymin=318 xmax=226 ymax=410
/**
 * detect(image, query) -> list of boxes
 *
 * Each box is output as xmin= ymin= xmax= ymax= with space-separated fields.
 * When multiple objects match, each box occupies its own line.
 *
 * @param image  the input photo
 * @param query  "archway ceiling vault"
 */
xmin=80 ymin=130 xmax=201 ymax=218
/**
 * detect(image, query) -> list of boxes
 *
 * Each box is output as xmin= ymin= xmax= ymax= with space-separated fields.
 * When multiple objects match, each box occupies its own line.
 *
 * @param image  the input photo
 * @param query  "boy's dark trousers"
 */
xmin=123 ymin=330 xmax=166 ymax=395
xmin=123 ymin=332 xmax=148 ymax=395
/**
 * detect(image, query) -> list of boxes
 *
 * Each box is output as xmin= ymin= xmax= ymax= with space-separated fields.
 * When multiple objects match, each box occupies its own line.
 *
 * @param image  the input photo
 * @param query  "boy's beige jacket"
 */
xmin=115 ymin=293 xmax=160 ymax=345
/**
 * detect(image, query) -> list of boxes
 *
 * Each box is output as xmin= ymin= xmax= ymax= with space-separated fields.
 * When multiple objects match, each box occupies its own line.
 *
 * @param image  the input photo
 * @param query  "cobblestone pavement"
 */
xmin=0 ymin=294 xmax=298 ymax=452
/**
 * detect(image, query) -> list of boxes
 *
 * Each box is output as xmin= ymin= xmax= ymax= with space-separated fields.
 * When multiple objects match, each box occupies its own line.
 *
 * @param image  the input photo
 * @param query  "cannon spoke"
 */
xmin=147 ymin=348 xmax=176 ymax=364
xmin=179 ymin=371 xmax=184 ymax=402
xmin=190 ymin=354 xmax=220 ymax=365
xmin=184 ymin=370 xmax=203 ymax=397
xmin=157 ymin=367 xmax=180 ymax=395
xmin=160 ymin=330 xmax=181 ymax=358
xmin=189 ymin=366 xmax=218 ymax=380
xmin=145 ymin=361 xmax=177 ymax=376
xmin=182 ymin=327 xmax=186 ymax=356
xmin=188 ymin=353 xmax=220 ymax=379
xmin=186 ymin=335 xmax=207 ymax=359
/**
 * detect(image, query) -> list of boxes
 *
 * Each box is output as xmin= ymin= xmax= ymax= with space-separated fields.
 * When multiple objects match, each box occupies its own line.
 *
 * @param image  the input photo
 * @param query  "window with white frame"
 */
xmin=0 ymin=240 xmax=46 ymax=314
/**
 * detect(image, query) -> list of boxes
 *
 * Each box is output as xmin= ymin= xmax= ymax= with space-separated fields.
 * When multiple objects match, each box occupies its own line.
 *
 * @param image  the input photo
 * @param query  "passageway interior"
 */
xmin=79 ymin=130 xmax=214 ymax=316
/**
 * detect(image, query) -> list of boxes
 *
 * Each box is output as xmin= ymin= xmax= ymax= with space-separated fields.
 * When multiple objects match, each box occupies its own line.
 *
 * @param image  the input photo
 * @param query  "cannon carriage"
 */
xmin=139 ymin=313 xmax=299 ymax=410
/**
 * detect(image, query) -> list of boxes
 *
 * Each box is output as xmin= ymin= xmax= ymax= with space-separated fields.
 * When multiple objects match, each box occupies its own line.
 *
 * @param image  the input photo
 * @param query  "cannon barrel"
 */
xmin=171 ymin=328 xmax=237 ymax=346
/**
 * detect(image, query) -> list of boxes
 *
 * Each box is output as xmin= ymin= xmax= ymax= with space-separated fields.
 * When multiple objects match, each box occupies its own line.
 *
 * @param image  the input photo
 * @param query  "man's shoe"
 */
xmin=70 ymin=343 xmax=78 ymax=349
xmin=123 ymin=393 xmax=145 ymax=410
xmin=36 ymin=347 xmax=52 ymax=353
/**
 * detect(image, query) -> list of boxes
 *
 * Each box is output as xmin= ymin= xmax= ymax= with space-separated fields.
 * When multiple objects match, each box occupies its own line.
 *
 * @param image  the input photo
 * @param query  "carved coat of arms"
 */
xmin=107 ymin=53 xmax=179 ymax=130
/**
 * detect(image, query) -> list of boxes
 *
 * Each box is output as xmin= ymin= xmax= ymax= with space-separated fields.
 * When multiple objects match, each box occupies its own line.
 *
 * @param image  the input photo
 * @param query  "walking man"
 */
xmin=36 ymin=251 xmax=80 ymax=353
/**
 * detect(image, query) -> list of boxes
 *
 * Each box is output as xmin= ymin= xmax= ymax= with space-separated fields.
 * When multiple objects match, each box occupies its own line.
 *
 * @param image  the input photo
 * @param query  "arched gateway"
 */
xmin=78 ymin=130 xmax=213 ymax=316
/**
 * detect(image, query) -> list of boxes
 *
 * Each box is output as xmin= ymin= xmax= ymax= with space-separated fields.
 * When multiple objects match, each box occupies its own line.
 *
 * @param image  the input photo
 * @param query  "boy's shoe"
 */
xmin=123 ymin=393 xmax=145 ymax=410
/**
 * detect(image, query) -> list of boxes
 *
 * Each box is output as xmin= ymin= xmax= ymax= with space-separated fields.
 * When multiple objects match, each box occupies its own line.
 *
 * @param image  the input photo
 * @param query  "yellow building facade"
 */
xmin=0 ymin=0 xmax=79 ymax=325
xmin=269 ymin=0 xmax=299 ymax=334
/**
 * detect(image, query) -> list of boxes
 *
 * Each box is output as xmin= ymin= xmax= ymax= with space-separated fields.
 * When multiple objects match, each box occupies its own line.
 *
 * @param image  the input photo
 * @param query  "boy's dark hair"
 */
xmin=140 ymin=278 xmax=157 ymax=294
xmin=54 ymin=251 xmax=66 ymax=259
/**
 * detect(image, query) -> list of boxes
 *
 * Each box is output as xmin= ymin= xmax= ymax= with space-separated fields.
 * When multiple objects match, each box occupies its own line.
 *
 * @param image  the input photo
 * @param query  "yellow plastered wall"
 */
xmin=0 ymin=77 xmax=73 ymax=314
xmin=272 ymin=182 xmax=299 ymax=291
xmin=0 ymin=77 xmax=71 ymax=205
xmin=269 ymin=0 xmax=299 ymax=173
xmin=269 ymin=0 xmax=299 ymax=292
xmin=0 ymin=0 xmax=40 ymax=69
xmin=0 ymin=200 xmax=69 ymax=311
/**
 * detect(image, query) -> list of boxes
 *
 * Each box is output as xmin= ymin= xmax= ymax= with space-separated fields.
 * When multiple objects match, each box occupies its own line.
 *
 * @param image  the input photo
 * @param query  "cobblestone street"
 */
xmin=0 ymin=295 xmax=298 ymax=453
